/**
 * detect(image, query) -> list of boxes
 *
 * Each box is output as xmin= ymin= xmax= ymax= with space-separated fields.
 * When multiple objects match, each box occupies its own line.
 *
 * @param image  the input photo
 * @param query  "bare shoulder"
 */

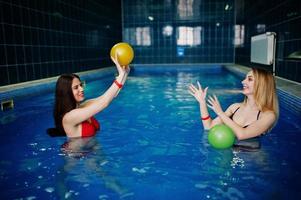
xmin=62 ymin=110 xmax=72 ymax=123
xmin=224 ymin=102 xmax=242 ymax=115
xmin=62 ymin=108 xmax=82 ymax=124
xmin=260 ymin=110 xmax=276 ymax=120
xmin=228 ymin=102 xmax=242 ymax=112
xmin=80 ymin=99 xmax=95 ymax=108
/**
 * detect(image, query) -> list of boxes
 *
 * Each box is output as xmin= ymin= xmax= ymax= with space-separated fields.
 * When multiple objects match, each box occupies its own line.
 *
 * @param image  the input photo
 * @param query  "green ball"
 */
xmin=208 ymin=124 xmax=235 ymax=149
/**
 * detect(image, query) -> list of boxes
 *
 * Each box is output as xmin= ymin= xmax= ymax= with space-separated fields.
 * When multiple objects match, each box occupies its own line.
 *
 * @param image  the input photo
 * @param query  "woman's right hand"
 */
xmin=188 ymin=81 xmax=208 ymax=104
xmin=111 ymin=53 xmax=130 ymax=77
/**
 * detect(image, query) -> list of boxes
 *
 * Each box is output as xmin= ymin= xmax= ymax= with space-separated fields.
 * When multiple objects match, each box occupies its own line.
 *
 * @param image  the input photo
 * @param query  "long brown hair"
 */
xmin=53 ymin=74 xmax=80 ymax=133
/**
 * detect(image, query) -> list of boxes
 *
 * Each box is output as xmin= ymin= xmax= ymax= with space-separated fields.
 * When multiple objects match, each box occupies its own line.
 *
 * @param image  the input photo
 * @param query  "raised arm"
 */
xmin=64 ymin=56 xmax=130 ymax=126
xmin=188 ymin=81 xmax=222 ymax=130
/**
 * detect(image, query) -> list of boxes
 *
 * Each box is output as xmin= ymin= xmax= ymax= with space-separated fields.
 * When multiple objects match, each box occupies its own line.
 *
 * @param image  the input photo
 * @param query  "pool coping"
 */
xmin=0 ymin=67 xmax=115 ymax=102
xmin=1 ymin=64 xmax=300 ymax=115
xmin=225 ymin=64 xmax=301 ymax=99
xmin=2 ymin=64 xmax=300 ymax=97
xmin=0 ymin=67 xmax=115 ymax=93
xmin=225 ymin=64 xmax=301 ymax=115
xmin=1 ymin=64 xmax=300 ymax=98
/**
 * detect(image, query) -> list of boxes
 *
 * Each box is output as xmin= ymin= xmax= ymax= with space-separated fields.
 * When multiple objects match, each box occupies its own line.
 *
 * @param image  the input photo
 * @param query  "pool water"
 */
xmin=0 ymin=66 xmax=300 ymax=199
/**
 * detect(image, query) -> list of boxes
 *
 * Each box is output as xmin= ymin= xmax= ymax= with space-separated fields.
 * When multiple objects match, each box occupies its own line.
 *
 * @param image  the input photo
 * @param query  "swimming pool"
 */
xmin=0 ymin=65 xmax=300 ymax=199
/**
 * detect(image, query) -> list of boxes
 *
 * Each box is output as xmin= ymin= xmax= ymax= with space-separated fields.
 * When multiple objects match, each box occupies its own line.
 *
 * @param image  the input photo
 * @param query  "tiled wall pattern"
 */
xmin=122 ymin=0 xmax=235 ymax=64
xmin=0 ymin=0 xmax=121 ymax=86
xmin=278 ymin=89 xmax=301 ymax=116
xmin=1 ymin=0 xmax=299 ymax=86
xmin=235 ymin=0 xmax=301 ymax=83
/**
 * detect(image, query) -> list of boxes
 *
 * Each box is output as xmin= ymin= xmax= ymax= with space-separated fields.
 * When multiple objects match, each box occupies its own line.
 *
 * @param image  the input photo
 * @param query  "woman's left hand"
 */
xmin=207 ymin=95 xmax=224 ymax=116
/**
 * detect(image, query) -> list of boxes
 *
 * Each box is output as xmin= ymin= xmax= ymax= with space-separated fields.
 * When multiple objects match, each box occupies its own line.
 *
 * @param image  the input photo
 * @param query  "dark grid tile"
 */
xmin=0 ymin=0 xmax=122 ymax=86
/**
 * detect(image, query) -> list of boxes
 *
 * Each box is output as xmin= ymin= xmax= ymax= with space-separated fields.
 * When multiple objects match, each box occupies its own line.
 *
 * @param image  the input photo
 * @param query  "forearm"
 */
xmin=103 ymin=73 xmax=126 ymax=102
xmin=199 ymin=102 xmax=213 ymax=130
xmin=119 ymin=70 xmax=128 ymax=85
xmin=218 ymin=112 xmax=246 ymax=140
xmin=113 ymin=71 xmax=128 ymax=97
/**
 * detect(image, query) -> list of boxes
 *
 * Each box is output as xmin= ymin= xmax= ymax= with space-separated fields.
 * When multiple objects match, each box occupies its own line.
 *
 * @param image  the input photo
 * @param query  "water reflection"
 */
xmin=56 ymin=137 xmax=129 ymax=199
xmin=200 ymin=130 xmax=271 ymax=169
xmin=198 ymin=130 xmax=272 ymax=199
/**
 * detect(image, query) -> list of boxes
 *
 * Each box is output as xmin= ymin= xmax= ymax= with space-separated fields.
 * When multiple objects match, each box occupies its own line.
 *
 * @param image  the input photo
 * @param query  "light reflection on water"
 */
xmin=0 ymin=67 xmax=300 ymax=199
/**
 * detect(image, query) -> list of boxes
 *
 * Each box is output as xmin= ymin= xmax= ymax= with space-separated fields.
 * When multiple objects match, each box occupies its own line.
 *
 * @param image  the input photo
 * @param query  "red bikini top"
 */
xmin=81 ymin=116 xmax=100 ymax=137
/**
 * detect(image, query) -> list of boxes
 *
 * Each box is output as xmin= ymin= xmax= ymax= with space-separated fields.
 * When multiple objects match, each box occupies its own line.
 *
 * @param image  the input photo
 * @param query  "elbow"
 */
xmin=235 ymin=131 xmax=247 ymax=141
xmin=204 ymin=127 xmax=210 ymax=131
xmin=204 ymin=123 xmax=215 ymax=131
xmin=236 ymin=134 xmax=243 ymax=141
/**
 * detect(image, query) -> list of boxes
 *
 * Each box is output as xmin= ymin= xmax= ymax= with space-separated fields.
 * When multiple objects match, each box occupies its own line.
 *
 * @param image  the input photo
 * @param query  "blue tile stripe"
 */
xmin=0 ymin=67 xmax=115 ymax=102
xmin=278 ymin=89 xmax=301 ymax=116
xmin=1 ymin=66 xmax=300 ymax=116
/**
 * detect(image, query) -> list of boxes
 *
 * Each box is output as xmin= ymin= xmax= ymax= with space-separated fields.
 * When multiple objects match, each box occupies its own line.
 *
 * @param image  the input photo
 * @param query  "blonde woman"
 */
xmin=189 ymin=68 xmax=279 ymax=150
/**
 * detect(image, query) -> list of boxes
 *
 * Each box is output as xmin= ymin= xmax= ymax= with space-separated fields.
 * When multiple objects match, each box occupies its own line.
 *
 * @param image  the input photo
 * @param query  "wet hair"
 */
xmin=53 ymin=74 xmax=80 ymax=133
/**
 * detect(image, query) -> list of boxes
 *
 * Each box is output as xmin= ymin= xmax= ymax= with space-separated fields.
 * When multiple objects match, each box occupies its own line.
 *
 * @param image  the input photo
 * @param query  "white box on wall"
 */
xmin=251 ymin=32 xmax=276 ymax=65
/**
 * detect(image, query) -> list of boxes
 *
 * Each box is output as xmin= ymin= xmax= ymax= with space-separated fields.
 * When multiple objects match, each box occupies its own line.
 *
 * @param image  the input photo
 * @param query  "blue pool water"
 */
xmin=0 ymin=65 xmax=301 ymax=199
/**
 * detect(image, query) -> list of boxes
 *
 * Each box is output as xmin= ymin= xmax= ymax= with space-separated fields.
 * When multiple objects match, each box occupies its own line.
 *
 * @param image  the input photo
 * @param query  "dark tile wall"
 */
xmin=0 ymin=0 xmax=121 ymax=86
xmin=235 ymin=0 xmax=301 ymax=83
xmin=122 ymin=0 xmax=235 ymax=64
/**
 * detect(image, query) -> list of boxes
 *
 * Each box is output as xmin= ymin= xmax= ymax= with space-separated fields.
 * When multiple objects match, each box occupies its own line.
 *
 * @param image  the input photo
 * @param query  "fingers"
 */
xmin=110 ymin=56 xmax=116 ymax=63
xmin=111 ymin=56 xmax=119 ymax=67
xmin=207 ymin=95 xmax=218 ymax=108
xmin=188 ymin=87 xmax=196 ymax=97
xmin=188 ymin=90 xmax=195 ymax=97
xmin=115 ymin=51 xmax=119 ymax=61
xmin=194 ymin=81 xmax=208 ymax=92
xmin=213 ymin=95 xmax=220 ymax=105
xmin=207 ymin=104 xmax=214 ymax=110
xmin=188 ymin=82 xmax=210 ymax=101
xmin=207 ymin=97 xmax=214 ymax=107
xmin=188 ymin=84 xmax=197 ymax=93
xmin=208 ymin=95 xmax=218 ymax=101
xmin=124 ymin=66 xmax=131 ymax=74
xmin=207 ymin=97 xmax=216 ymax=113
xmin=207 ymin=94 xmax=223 ymax=115
xmin=197 ymin=81 xmax=202 ymax=90
xmin=189 ymin=82 xmax=201 ymax=92
xmin=208 ymin=95 xmax=214 ymax=102
xmin=111 ymin=51 xmax=121 ymax=66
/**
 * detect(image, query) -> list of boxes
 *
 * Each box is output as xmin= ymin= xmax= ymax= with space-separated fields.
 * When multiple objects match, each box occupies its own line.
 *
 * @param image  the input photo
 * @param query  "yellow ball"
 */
xmin=110 ymin=42 xmax=134 ymax=66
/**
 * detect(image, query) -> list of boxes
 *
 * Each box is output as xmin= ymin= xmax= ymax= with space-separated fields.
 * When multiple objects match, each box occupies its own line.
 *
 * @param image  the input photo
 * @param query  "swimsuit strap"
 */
xmin=243 ymin=110 xmax=261 ymax=128
xmin=256 ymin=111 xmax=261 ymax=120
xmin=230 ymin=106 xmax=240 ymax=119
xmin=231 ymin=107 xmax=260 ymax=128
xmin=233 ymin=106 xmax=240 ymax=115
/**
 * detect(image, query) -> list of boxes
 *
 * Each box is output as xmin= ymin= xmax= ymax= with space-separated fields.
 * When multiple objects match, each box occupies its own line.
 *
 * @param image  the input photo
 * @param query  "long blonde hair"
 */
xmin=244 ymin=68 xmax=279 ymax=121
